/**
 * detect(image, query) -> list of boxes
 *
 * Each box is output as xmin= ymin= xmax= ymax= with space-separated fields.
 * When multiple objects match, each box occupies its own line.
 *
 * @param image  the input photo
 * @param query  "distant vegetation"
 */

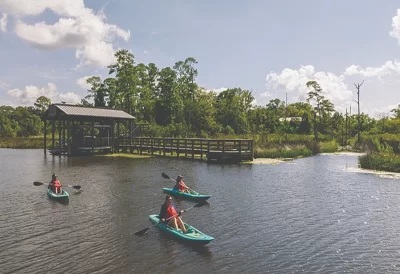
xmin=1 ymin=49 xmax=400 ymax=171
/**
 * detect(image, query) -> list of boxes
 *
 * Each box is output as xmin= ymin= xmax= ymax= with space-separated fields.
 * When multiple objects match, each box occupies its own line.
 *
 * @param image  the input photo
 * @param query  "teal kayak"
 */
xmin=162 ymin=188 xmax=211 ymax=201
xmin=47 ymin=188 xmax=69 ymax=200
xmin=149 ymin=214 xmax=214 ymax=244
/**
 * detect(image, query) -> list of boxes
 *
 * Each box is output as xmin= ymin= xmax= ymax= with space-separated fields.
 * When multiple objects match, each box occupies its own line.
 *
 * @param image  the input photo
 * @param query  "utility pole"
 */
xmin=354 ymin=80 xmax=364 ymax=144
xmin=345 ymin=108 xmax=348 ymax=146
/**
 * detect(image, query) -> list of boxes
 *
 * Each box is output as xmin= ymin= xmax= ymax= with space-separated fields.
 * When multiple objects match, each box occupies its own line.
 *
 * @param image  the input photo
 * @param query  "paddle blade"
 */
xmin=72 ymin=185 xmax=81 ymax=190
xmin=161 ymin=172 xmax=171 ymax=180
xmin=134 ymin=227 xmax=150 ymax=236
xmin=193 ymin=202 xmax=207 ymax=208
xmin=33 ymin=181 xmax=44 ymax=186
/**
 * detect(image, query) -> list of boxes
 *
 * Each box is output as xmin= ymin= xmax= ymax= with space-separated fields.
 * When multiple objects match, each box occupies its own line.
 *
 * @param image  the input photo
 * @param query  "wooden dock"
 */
xmin=118 ymin=137 xmax=253 ymax=163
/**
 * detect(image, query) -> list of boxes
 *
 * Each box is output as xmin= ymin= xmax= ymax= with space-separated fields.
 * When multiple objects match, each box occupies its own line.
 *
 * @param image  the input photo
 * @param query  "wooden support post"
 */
xmin=111 ymin=121 xmax=114 ymax=153
xmin=116 ymin=121 xmax=120 ymax=153
xmin=239 ymin=140 xmax=242 ymax=157
xmin=91 ymin=121 xmax=95 ymax=154
xmin=129 ymin=120 xmax=132 ymax=153
xmin=67 ymin=120 xmax=70 ymax=155
xmin=200 ymin=140 xmax=203 ymax=160
xmin=192 ymin=139 xmax=194 ymax=160
xmin=222 ymin=141 xmax=225 ymax=162
xmin=51 ymin=119 xmax=55 ymax=149
xmin=151 ymin=138 xmax=154 ymax=155
xmin=251 ymin=140 xmax=254 ymax=160
xmin=140 ymin=138 xmax=143 ymax=154
xmin=58 ymin=119 xmax=62 ymax=156
xmin=163 ymin=138 xmax=166 ymax=156
xmin=185 ymin=139 xmax=188 ymax=157
xmin=62 ymin=120 xmax=66 ymax=149
xmin=207 ymin=140 xmax=210 ymax=161
xmin=177 ymin=139 xmax=180 ymax=158
xmin=44 ymin=119 xmax=47 ymax=154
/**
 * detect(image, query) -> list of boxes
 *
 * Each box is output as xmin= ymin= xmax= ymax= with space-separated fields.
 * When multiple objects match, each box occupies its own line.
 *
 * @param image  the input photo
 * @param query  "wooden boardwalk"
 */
xmin=118 ymin=137 xmax=253 ymax=163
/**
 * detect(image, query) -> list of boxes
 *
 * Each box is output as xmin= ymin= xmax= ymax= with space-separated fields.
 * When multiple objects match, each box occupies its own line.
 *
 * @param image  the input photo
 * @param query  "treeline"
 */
xmin=2 ymin=49 xmax=400 ymax=148
xmin=81 ymin=50 xmax=400 ymax=143
xmin=0 ymin=96 xmax=50 ymax=137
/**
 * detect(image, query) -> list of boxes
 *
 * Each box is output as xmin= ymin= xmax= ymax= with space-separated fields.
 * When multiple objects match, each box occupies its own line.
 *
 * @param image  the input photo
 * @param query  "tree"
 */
xmin=354 ymin=80 xmax=365 ymax=144
xmin=34 ymin=96 xmax=51 ymax=115
xmin=391 ymin=104 xmax=400 ymax=119
xmin=215 ymin=88 xmax=254 ymax=134
xmin=85 ymin=76 xmax=107 ymax=107
xmin=155 ymin=67 xmax=178 ymax=125
xmin=306 ymin=81 xmax=334 ymax=141
xmin=108 ymin=49 xmax=137 ymax=112
xmin=173 ymin=57 xmax=198 ymax=135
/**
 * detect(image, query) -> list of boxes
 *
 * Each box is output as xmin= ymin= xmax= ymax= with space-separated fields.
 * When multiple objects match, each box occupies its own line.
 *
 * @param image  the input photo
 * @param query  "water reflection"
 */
xmin=2 ymin=150 xmax=400 ymax=273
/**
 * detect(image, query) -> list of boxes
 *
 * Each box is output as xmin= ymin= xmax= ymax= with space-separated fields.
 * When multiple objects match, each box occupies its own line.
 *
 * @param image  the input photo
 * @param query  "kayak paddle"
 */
xmin=134 ymin=201 xmax=207 ymax=236
xmin=161 ymin=172 xmax=198 ymax=194
xmin=33 ymin=181 xmax=82 ymax=190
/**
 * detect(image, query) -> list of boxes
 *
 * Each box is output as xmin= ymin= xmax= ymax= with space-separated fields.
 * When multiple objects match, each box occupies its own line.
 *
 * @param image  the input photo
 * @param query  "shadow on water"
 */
xmin=158 ymin=232 xmax=213 ymax=258
xmin=47 ymin=196 xmax=69 ymax=205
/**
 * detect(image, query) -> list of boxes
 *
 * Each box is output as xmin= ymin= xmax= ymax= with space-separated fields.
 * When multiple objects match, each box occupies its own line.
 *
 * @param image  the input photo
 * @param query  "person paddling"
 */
xmin=173 ymin=175 xmax=190 ymax=193
xmin=48 ymin=174 xmax=62 ymax=195
xmin=159 ymin=195 xmax=188 ymax=233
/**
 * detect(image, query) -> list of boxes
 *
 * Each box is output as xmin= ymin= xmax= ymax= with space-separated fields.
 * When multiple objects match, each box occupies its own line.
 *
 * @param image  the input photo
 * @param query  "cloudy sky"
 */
xmin=1 ymin=0 xmax=400 ymax=117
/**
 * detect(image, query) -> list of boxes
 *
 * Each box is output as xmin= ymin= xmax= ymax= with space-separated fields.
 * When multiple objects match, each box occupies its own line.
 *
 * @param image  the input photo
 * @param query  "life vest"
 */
xmin=166 ymin=204 xmax=178 ymax=218
xmin=177 ymin=181 xmax=185 ymax=191
xmin=52 ymin=180 xmax=61 ymax=188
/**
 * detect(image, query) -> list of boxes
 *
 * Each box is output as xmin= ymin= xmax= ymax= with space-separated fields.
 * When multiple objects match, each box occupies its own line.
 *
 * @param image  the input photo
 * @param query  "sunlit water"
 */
xmin=1 ymin=149 xmax=400 ymax=273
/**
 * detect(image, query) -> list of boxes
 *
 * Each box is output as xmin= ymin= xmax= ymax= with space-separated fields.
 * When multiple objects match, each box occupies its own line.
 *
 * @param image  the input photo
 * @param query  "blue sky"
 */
xmin=1 ymin=0 xmax=400 ymax=117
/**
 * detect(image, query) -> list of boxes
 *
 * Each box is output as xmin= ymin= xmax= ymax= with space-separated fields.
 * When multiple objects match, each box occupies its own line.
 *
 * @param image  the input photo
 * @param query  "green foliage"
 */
xmin=0 ymin=106 xmax=41 ymax=137
xmin=2 ymin=49 xmax=400 ymax=169
xmin=255 ymin=144 xmax=312 ymax=158
xmin=319 ymin=140 xmax=338 ymax=153
xmin=359 ymin=154 xmax=400 ymax=173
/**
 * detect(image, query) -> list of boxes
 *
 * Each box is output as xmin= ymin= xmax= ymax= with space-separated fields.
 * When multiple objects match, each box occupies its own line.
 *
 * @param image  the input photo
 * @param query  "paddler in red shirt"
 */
xmin=159 ymin=195 xmax=188 ymax=233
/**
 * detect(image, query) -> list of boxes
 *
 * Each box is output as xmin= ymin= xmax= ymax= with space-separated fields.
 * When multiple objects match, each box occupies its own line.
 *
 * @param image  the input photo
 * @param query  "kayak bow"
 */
xmin=47 ymin=188 xmax=69 ymax=200
xmin=148 ymin=214 xmax=214 ymax=244
xmin=162 ymin=187 xmax=211 ymax=201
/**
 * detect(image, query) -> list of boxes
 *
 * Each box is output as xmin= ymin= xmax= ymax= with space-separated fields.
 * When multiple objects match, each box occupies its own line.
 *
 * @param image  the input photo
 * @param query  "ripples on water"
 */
xmin=1 ymin=150 xmax=400 ymax=273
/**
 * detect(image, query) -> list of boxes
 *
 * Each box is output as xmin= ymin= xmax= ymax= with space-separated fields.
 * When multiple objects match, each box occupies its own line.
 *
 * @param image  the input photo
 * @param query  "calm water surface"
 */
xmin=1 ymin=149 xmax=400 ymax=273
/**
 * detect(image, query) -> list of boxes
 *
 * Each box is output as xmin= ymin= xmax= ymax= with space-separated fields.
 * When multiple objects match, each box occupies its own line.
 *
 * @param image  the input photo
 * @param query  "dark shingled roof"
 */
xmin=44 ymin=104 xmax=135 ymax=120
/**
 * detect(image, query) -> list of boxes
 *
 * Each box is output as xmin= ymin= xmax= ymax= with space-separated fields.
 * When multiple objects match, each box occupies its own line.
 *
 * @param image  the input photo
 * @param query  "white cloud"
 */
xmin=0 ymin=0 xmax=86 ymax=16
xmin=260 ymin=91 xmax=271 ymax=97
xmin=0 ymin=0 xmax=130 ymax=68
xmin=265 ymin=65 xmax=353 ymax=112
xmin=7 ymin=83 xmax=81 ymax=105
xmin=206 ymin=87 xmax=228 ymax=94
xmin=76 ymin=75 xmax=94 ymax=90
xmin=390 ymin=9 xmax=400 ymax=43
xmin=0 ymin=80 xmax=9 ymax=90
xmin=0 ymin=13 xmax=7 ymax=32
xmin=344 ymin=61 xmax=400 ymax=78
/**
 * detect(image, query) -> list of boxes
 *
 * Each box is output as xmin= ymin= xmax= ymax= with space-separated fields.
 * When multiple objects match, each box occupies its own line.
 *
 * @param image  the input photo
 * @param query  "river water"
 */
xmin=1 ymin=149 xmax=400 ymax=273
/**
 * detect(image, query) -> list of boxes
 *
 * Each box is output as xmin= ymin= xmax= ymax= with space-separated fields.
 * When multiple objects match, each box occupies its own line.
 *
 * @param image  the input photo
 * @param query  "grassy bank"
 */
xmin=0 ymin=135 xmax=341 ymax=160
xmin=96 ymin=153 xmax=152 ymax=159
xmin=0 ymin=136 xmax=47 ymax=149
xmin=359 ymin=154 xmax=400 ymax=173
xmin=254 ymin=140 xmax=339 ymax=159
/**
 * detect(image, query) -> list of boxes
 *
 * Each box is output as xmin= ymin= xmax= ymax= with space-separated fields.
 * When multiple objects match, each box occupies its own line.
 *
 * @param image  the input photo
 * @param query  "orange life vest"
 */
xmin=177 ymin=181 xmax=185 ymax=191
xmin=52 ymin=180 xmax=61 ymax=188
xmin=166 ymin=204 xmax=178 ymax=218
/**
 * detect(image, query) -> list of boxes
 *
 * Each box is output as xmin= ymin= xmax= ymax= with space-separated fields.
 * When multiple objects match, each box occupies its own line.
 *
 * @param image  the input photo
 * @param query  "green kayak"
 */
xmin=162 ymin=188 xmax=211 ymax=201
xmin=47 ymin=188 xmax=69 ymax=200
xmin=149 ymin=214 xmax=214 ymax=245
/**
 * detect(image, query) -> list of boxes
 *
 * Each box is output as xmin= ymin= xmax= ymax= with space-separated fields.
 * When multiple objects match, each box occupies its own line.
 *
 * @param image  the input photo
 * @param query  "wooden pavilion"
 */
xmin=42 ymin=103 xmax=136 ymax=156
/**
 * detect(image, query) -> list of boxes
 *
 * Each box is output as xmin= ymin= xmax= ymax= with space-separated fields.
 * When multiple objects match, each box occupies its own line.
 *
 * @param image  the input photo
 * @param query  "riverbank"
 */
xmin=0 ymin=136 xmax=49 ymax=149
xmin=359 ymin=154 xmax=400 ymax=173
